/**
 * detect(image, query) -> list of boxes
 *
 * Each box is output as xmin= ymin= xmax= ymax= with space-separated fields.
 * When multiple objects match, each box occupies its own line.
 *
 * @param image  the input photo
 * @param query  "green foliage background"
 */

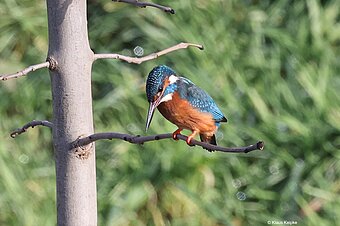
xmin=1 ymin=0 xmax=340 ymax=225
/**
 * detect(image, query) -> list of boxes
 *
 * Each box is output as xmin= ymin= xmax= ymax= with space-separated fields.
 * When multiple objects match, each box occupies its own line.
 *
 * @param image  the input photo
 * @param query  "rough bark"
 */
xmin=46 ymin=0 xmax=97 ymax=225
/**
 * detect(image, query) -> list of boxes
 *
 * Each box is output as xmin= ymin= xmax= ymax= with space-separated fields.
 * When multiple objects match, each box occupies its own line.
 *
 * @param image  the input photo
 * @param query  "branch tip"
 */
xmin=10 ymin=120 xmax=53 ymax=138
xmin=257 ymin=141 xmax=264 ymax=151
xmin=113 ymin=0 xmax=175 ymax=14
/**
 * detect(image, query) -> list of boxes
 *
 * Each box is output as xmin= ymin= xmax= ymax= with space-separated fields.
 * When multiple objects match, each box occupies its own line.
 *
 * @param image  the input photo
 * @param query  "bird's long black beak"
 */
xmin=145 ymin=101 xmax=158 ymax=132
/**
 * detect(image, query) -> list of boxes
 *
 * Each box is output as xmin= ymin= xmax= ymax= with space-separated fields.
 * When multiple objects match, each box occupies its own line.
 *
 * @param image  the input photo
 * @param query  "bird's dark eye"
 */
xmin=158 ymin=87 xmax=163 ymax=92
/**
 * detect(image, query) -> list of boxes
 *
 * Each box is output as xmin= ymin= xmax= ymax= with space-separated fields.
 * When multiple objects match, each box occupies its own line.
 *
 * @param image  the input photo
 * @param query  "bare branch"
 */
xmin=0 ymin=62 xmax=50 ymax=81
xmin=10 ymin=120 xmax=53 ymax=138
xmin=112 ymin=0 xmax=175 ymax=14
xmin=94 ymin=42 xmax=204 ymax=64
xmin=10 ymin=119 xmax=264 ymax=153
xmin=72 ymin=132 xmax=264 ymax=153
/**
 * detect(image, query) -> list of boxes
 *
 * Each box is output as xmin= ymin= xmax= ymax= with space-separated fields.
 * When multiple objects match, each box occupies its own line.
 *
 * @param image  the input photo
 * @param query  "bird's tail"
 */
xmin=200 ymin=134 xmax=216 ymax=152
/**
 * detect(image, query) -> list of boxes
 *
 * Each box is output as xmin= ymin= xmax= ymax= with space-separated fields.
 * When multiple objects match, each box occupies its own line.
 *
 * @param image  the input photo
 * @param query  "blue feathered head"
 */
xmin=145 ymin=65 xmax=177 ymax=131
xmin=146 ymin=65 xmax=176 ymax=102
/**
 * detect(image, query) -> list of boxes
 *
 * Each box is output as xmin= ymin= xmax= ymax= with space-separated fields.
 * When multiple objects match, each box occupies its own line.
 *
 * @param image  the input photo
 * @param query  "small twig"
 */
xmin=112 ymin=0 xmax=175 ymax=14
xmin=0 ymin=62 xmax=50 ymax=81
xmin=10 ymin=120 xmax=53 ymax=138
xmin=94 ymin=42 xmax=204 ymax=64
xmin=72 ymin=132 xmax=264 ymax=153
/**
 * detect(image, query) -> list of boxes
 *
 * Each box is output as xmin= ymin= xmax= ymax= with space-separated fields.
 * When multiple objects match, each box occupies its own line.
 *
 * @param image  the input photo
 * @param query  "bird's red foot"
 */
xmin=172 ymin=128 xmax=183 ymax=140
xmin=185 ymin=136 xmax=195 ymax=146
xmin=185 ymin=131 xmax=198 ymax=146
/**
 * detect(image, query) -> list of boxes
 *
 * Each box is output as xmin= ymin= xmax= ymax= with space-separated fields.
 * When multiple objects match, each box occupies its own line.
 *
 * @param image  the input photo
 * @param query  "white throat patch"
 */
xmin=169 ymin=75 xmax=178 ymax=84
xmin=159 ymin=93 xmax=173 ymax=103
xmin=158 ymin=75 xmax=177 ymax=104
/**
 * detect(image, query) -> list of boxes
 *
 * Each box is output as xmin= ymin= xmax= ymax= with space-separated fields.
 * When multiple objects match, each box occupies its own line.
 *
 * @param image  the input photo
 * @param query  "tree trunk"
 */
xmin=46 ymin=0 xmax=97 ymax=225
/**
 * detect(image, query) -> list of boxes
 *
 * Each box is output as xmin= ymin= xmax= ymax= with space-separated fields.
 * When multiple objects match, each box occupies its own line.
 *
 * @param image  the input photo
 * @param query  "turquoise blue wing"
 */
xmin=177 ymin=77 xmax=227 ymax=124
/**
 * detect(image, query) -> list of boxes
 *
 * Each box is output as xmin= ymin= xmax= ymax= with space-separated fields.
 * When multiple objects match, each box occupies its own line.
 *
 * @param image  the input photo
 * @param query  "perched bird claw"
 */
xmin=172 ymin=128 xmax=182 ymax=140
xmin=185 ymin=132 xmax=197 ymax=146
xmin=185 ymin=138 xmax=195 ymax=146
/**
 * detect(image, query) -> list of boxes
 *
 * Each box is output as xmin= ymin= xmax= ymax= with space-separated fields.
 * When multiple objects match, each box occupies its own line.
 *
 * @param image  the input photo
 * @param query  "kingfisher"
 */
xmin=145 ymin=65 xmax=227 ymax=150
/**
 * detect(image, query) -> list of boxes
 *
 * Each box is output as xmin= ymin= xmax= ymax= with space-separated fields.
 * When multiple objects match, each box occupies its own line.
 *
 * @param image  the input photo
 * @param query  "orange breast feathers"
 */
xmin=157 ymin=92 xmax=217 ymax=135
